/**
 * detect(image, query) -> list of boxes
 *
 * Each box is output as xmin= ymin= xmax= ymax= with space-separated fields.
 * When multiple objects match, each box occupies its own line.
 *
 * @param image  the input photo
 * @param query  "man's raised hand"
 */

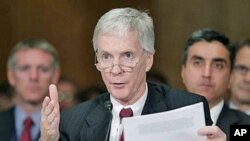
xmin=40 ymin=84 xmax=60 ymax=141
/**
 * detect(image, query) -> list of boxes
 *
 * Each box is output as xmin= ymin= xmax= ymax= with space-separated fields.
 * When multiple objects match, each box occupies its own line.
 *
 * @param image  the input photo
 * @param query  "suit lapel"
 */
xmin=0 ymin=107 xmax=15 ymax=141
xmin=79 ymin=83 xmax=169 ymax=140
xmin=216 ymin=104 xmax=240 ymax=136
xmin=142 ymin=83 xmax=168 ymax=115
xmin=80 ymin=94 xmax=111 ymax=141
xmin=217 ymin=104 xmax=240 ymax=125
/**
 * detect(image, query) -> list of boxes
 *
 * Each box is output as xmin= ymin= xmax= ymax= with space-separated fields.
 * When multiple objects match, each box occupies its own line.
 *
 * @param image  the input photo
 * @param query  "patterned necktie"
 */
xmin=20 ymin=117 xmax=33 ymax=141
xmin=119 ymin=108 xmax=133 ymax=141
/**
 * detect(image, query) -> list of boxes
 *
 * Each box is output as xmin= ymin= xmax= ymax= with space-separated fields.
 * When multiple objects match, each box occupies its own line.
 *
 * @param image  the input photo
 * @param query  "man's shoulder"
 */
xmin=147 ymin=81 xmax=212 ymax=125
xmin=220 ymin=104 xmax=250 ymax=124
xmin=60 ymin=93 xmax=108 ymax=120
xmin=0 ymin=107 xmax=14 ymax=136
xmin=147 ymin=81 xmax=207 ymax=107
xmin=148 ymin=81 xmax=204 ymax=100
xmin=228 ymin=107 xmax=250 ymax=123
xmin=59 ymin=93 xmax=110 ymax=136
xmin=0 ymin=107 xmax=14 ymax=120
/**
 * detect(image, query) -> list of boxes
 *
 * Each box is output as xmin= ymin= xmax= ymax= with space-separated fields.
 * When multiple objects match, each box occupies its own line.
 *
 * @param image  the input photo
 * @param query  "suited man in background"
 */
xmin=0 ymin=38 xmax=60 ymax=141
xmin=229 ymin=39 xmax=250 ymax=115
xmin=181 ymin=28 xmax=250 ymax=140
xmin=41 ymin=7 xmax=226 ymax=141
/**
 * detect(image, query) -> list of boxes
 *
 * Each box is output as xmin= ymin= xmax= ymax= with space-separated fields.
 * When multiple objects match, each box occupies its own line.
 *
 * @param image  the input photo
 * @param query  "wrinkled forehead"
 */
xmin=96 ymin=31 xmax=143 ymax=54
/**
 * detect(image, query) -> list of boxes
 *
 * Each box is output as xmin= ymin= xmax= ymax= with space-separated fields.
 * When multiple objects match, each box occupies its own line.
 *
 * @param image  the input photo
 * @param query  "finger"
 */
xmin=50 ymin=116 xmax=60 ymax=130
xmin=49 ymin=84 xmax=58 ymax=102
xmin=42 ymin=96 xmax=50 ymax=114
xmin=47 ymin=104 xmax=59 ymax=124
xmin=198 ymin=126 xmax=217 ymax=136
xmin=44 ymin=100 xmax=57 ymax=116
xmin=198 ymin=126 xmax=226 ymax=140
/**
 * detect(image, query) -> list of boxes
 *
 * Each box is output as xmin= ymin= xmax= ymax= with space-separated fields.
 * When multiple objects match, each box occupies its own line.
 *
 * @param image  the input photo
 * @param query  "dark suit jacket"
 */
xmin=0 ymin=107 xmax=15 ymax=141
xmin=216 ymin=104 xmax=250 ymax=141
xmin=59 ymin=82 xmax=213 ymax=141
xmin=0 ymin=106 xmax=41 ymax=141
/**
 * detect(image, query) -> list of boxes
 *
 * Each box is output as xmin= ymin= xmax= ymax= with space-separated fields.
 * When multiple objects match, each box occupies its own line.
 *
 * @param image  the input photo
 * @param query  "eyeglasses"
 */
xmin=233 ymin=65 xmax=250 ymax=76
xmin=94 ymin=50 xmax=146 ymax=73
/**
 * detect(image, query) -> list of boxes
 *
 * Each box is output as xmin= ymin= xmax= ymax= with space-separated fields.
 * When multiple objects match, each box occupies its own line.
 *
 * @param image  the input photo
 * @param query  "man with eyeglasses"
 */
xmin=40 ymin=8 xmax=227 ymax=141
xmin=181 ymin=28 xmax=250 ymax=140
xmin=229 ymin=39 xmax=250 ymax=116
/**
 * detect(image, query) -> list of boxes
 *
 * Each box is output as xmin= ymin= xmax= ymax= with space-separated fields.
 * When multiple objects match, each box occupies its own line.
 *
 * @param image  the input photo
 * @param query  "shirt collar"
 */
xmin=229 ymin=100 xmax=250 ymax=116
xmin=210 ymin=100 xmax=224 ymax=124
xmin=14 ymin=105 xmax=41 ymax=139
xmin=110 ymin=83 xmax=148 ymax=119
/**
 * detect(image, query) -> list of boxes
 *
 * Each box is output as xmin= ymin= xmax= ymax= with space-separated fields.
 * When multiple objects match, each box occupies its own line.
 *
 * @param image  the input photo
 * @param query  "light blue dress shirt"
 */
xmin=14 ymin=106 xmax=41 ymax=141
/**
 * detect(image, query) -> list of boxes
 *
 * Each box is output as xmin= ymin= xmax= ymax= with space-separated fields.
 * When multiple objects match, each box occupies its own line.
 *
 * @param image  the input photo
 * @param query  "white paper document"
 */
xmin=123 ymin=102 xmax=206 ymax=141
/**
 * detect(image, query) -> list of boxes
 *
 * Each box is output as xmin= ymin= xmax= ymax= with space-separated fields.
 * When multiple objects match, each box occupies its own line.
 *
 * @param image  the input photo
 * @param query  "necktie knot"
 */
xmin=119 ymin=108 xmax=133 ymax=141
xmin=24 ymin=117 xmax=33 ymax=128
xmin=20 ymin=117 xmax=33 ymax=141
xmin=119 ymin=108 xmax=133 ymax=118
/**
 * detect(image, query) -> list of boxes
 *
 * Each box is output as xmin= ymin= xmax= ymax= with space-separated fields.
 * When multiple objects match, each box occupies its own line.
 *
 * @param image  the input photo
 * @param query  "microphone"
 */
xmin=104 ymin=101 xmax=113 ymax=141
xmin=104 ymin=100 xmax=113 ymax=111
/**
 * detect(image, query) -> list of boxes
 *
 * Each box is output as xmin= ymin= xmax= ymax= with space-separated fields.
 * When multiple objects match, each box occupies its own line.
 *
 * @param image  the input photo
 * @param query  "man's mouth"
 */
xmin=200 ymin=83 xmax=213 ymax=88
xmin=111 ymin=82 xmax=126 ymax=87
xmin=240 ymin=85 xmax=250 ymax=92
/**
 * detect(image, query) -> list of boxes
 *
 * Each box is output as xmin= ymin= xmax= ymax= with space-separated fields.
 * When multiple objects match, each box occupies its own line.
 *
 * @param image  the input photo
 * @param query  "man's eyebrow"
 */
xmin=190 ymin=55 xmax=227 ymax=64
xmin=190 ymin=55 xmax=204 ymax=60
xmin=234 ymin=64 xmax=248 ymax=67
xmin=212 ymin=58 xmax=227 ymax=64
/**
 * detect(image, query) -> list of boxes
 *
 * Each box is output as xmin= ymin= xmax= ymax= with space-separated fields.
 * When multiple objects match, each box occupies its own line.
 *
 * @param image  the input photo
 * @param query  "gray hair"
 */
xmin=92 ymin=7 xmax=155 ymax=54
xmin=7 ymin=38 xmax=60 ymax=69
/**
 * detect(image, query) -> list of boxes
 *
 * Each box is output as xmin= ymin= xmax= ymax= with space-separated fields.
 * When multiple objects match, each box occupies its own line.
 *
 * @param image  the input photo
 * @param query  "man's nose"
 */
xmin=110 ymin=57 xmax=123 ymax=74
xmin=30 ymin=69 xmax=39 ymax=80
xmin=110 ymin=64 xmax=123 ymax=74
xmin=202 ymin=64 xmax=212 ymax=78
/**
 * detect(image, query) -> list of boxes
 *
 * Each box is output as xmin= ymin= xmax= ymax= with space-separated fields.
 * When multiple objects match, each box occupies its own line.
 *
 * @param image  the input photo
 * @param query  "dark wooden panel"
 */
xmin=1 ymin=0 xmax=250 ymax=90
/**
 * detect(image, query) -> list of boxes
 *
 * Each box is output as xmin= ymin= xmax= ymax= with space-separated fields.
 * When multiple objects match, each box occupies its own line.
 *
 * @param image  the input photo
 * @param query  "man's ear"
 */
xmin=7 ymin=69 xmax=15 ymax=86
xmin=228 ymin=73 xmax=233 ymax=89
xmin=181 ymin=64 xmax=186 ymax=83
xmin=51 ymin=69 xmax=61 ymax=84
xmin=146 ymin=54 xmax=154 ymax=72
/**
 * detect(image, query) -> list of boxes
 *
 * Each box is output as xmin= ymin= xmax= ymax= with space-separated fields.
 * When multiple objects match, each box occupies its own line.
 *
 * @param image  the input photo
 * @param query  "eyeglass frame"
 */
xmin=233 ymin=64 xmax=250 ymax=76
xmin=94 ymin=49 xmax=147 ymax=73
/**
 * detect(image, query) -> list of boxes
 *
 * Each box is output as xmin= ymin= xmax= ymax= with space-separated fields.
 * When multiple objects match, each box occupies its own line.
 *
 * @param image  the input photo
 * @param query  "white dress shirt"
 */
xmin=210 ymin=100 xmax=224 ymax=124
xmin=109 ymin=84 xmax=148 ymax=141
xmin=229 ymin=101 xmax=250 ymax=116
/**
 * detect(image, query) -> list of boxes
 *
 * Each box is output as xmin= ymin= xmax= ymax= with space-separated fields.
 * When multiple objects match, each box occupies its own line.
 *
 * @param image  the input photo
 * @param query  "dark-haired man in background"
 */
xmin=229 ymin=38 xmax=250 ymax=116
xmin=181 ymin=28 xmax=250 ymax=139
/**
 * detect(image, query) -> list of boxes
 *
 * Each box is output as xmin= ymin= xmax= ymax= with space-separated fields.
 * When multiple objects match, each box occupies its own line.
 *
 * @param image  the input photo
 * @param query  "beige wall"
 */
xmin=1 ymin=0 xmax=250 ymax=90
